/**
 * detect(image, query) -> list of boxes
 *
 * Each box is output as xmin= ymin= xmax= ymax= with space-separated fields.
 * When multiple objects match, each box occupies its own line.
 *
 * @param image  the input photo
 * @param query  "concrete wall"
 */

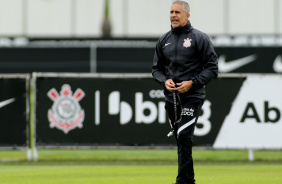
xmin=0 ymin=0 xmax=281 ymax=37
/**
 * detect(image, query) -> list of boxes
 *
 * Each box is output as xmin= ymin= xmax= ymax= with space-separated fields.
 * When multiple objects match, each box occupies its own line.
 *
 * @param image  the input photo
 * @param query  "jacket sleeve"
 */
xmin=152 ymin=40 xmax=167 ymax=87
xmin=193 ymin=33 xmax=218 ymax=87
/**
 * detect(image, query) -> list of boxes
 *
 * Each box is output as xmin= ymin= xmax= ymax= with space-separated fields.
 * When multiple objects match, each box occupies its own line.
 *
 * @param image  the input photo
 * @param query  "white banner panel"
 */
xmin=214 ymin=75 xmax=282 ymax=149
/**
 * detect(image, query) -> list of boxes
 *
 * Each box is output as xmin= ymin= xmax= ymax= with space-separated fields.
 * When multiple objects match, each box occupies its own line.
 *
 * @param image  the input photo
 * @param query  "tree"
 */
xmin=102 ymin=0 xmax=111 ymax=38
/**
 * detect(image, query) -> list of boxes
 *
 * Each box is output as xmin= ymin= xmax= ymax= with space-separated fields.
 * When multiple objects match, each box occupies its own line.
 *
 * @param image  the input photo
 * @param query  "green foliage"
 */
xmin=104 ymin=0 xmax=109 ymax=17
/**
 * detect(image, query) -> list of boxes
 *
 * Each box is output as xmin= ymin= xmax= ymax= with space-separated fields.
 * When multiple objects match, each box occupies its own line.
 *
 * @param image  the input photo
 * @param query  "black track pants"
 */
xmin=165 ymin=98 xmax=203 ymax=184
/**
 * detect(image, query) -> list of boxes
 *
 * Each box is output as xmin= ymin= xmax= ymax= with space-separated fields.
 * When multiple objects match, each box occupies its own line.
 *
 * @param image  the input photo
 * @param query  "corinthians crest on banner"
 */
xmin=47 ymin=84 xmax=85 ymax=134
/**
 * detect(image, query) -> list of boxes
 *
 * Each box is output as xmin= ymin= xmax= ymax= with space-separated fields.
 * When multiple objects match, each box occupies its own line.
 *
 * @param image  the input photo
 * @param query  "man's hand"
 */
xmin=176 ymin=80 xmax=193 ymax=93
xmin=165 ymin=79 xmax=193 ymax=93
xmin=165 ymin=79 xmax=177 ymax=92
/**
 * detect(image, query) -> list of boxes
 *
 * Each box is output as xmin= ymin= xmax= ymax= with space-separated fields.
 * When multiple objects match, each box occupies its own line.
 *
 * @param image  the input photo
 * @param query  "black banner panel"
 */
xmin=0 ymin=47 xmax=90 ymax=73
xmin=0 ymin=45 xmax=281 ymax=74
xmin=96 ymin=47 xmax=282 ymax=73
xmin=36 ymin=76 xmax=174 ymax=146
xmin=97 ymin=47 xmax=154 ymax=73
xmin=35 ymin=73 xmax=282 ymax=149
xmin=0 ymin=76 xmax=28 ymax=147
xmin=34 ymin=74 xmax=246 ymax=147
xmin=215 ymin=47 xmax=282 ymax=73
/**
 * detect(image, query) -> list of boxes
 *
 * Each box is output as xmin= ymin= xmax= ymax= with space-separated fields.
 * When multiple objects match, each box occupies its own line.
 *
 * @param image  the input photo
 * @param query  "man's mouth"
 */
xmin=171 ymin=20 xmax=178 ymax=23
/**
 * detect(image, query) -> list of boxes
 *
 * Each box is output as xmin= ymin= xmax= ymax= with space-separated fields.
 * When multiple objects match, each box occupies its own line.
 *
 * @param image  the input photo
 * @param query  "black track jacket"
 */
xmin=152 ymin=21 xmax=218 ymax=102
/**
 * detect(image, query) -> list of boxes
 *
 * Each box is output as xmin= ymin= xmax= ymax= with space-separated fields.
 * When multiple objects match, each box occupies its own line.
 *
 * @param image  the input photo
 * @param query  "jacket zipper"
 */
xmin=173 ymin=35 xmax=180 ymax=81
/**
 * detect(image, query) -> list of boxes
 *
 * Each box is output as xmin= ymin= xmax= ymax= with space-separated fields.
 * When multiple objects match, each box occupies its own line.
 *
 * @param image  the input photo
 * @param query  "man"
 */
xmin=152 ymin=1 xmax=218 ymax=184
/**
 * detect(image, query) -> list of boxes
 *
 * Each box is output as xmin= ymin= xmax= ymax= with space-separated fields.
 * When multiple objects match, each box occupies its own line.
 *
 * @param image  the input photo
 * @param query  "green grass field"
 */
xmin=1 ymin=149 xmax=282 ymax=184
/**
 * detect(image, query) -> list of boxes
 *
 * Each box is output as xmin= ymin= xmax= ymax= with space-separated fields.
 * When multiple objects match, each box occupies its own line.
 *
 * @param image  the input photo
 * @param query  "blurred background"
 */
xmin=0 ymin=0 xmax=281 ymax=37
xmin=0 ymin=0 xmax=281 ymax=160
xmin=1 ymin=2 xmax=282 ymax=183
xmin=0 ymin=0 xmax=281 ymax=73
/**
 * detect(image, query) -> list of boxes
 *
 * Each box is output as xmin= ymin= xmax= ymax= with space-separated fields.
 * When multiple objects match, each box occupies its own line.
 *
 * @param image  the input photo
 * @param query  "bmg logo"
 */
xmin=98 ymin=90 xmax=212 ymax=136
xmin=108 ymin=91 xmax=166 ymax=125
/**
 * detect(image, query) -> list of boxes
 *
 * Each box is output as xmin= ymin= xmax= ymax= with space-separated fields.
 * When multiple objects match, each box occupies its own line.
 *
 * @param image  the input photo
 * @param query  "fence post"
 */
xmin=248 ymin=149 xmax=254 ymax=161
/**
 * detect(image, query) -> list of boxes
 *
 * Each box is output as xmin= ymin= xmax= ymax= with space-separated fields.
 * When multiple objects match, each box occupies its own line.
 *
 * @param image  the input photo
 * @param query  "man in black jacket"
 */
xmin=152 ymin=1 xmax=218 ymax=184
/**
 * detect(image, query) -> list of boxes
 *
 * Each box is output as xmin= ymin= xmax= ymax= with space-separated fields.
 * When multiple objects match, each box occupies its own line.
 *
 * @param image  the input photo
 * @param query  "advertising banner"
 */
xmin=0 ymin=47 xmax=90 ymax=73
xmin=35 ymin=74 xmax=175 ymax=146
xmin=0 ymin=75 xmax=29 ymax=147
xmin=95 ymin=46 xmax=282 ymax=73
xmin=0 ymin=44 xmax=281 ymax=74
xmin=213 ymin=75 xmax=282 ymax=149
xmin=34 ymin=73 xmax=282 ymax=149
xmin=215 ymin=47 xmax=282 ymax=73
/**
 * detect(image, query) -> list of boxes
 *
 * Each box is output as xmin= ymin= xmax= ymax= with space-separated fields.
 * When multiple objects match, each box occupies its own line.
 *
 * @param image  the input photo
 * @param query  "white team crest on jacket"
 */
xmin=47 ymin=84 xmax=85 ymax=134
xmin=183 ymin=38 xmax=192 ymax=48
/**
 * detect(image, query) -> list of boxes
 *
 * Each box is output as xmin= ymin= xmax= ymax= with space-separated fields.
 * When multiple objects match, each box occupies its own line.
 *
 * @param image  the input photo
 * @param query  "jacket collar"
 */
xmin=171 ymin=21 xmax=193 ymax=34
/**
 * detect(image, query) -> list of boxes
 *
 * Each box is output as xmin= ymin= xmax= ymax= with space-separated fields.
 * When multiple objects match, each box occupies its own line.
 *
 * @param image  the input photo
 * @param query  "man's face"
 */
xmin=170 ymin=4 xmax=190 ymax=28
